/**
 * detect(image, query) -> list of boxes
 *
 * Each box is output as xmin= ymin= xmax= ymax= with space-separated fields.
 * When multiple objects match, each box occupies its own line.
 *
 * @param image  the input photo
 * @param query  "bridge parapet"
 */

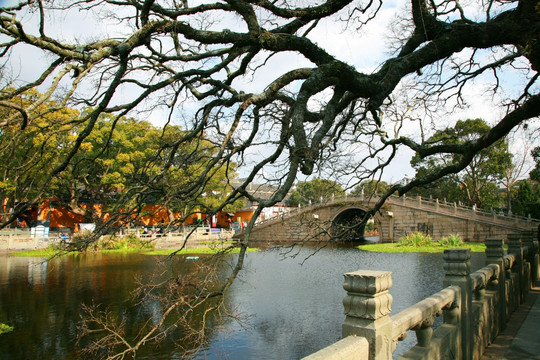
xmin=240 ymin=194 xmax=539 ymax=242
xmin=303 ymin=230 xmax=540 ymax=359
xmin=251 ymin=194 xmax=538 ymax=230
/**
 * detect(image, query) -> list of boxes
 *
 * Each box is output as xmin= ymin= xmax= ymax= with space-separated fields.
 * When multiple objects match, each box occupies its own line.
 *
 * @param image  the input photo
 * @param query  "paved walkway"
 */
xmin=482 ymin=285 xmax=540 ymax=359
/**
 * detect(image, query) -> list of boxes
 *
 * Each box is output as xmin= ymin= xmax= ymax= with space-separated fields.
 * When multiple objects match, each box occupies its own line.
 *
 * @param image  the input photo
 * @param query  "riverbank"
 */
xmin=10 ymin=240 xmax=257 ymax=257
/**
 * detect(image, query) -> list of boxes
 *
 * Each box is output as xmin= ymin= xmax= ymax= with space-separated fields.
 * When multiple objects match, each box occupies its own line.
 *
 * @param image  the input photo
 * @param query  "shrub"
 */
xmin=365 ymin=222 xmax=377 ymax=232
xmin=99 ymin=234 xmax=154 ymax=251
xmin=438 ymin=234 xmax=464 ymax=247
xmin=58 ymin=232 xmax=154 ymax=252
xmin=398 ymin=232 xmax=433 ymax=247
xmin=69 ymin=230 xmax=94 ymax=250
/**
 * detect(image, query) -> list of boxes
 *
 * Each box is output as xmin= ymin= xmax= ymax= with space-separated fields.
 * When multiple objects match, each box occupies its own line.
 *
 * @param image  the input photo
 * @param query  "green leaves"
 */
xmin=411 ymin=119 xmax=512 ymax=208
xmin=0 ymin=90 xmax=237 ymax=226
xmin=287 ymin=178 xmax=344 ymax=205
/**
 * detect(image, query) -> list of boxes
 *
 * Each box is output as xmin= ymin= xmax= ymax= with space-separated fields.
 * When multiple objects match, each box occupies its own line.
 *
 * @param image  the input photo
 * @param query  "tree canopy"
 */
xmin=512 ymin=180 xmax=540 ymax=218
xmin=0 ymin=92 xmax=236 ymax=227
xmin=410 ymin=118 xmax=512 ymax=208
xmin=287 ymin=178 xmax=345 ymax=206
xmin=350 ymin=180 xmax=390 ymax=197
xmin=531 ymin=147 xmax=540 ymax=182
xmin=1 ymin=0 xmax=539 ymax=231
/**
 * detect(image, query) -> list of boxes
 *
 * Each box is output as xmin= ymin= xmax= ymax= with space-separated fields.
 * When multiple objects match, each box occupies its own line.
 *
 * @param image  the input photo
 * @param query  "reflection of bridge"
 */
xmin=241 ymin=195 xmax=539 ymax=242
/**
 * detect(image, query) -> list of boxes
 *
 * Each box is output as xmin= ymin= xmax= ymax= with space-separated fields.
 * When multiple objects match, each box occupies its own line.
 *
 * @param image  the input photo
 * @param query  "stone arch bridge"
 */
xmin=240 ymin=195 xmax=539 ymax=243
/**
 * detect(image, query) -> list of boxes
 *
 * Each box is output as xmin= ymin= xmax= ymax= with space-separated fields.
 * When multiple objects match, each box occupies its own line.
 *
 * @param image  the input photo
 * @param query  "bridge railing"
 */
xmin=245 ymin=194 xmax=539 ymax=235
xmin=409 ymin=195 xmax=539 ymax=228
xmin=303 ymin=230 xmax=539 ymax=360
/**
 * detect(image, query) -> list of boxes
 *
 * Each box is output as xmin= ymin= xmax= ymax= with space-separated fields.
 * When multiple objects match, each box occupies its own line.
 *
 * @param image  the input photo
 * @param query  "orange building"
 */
xmin=5 ymin=194 xmax=259 ymax=233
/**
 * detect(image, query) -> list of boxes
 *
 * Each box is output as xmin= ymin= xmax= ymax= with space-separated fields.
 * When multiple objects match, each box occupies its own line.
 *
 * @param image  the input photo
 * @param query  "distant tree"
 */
xmin=411 ymin=119 xmax=511 ymax=208
xmin=407 ymin=177 xmax=464 ymax=203
xmin=350 ymin=180 xmax=390 ymax=197
xmin=0 ymin=89 xmax=79 ymax=224
xmin=531 ymin=147 xmax=540 ymax=182
xmin=1 ymin=96 xmax=237 ymax=227
xmin=500 ymin=136 xmax=532 ymax=213
xmin=512 ymin=180 xmax=540 ymax=218
xmin=288 ymin=178 xmax=345 ymax=206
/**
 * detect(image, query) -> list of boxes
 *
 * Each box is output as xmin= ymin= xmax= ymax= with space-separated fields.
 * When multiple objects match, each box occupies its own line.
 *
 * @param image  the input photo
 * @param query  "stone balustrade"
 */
xmin=303 ymin=230 xmax=539 ymax=360
xmin=242 ymin=194 xmax=539 ymax=243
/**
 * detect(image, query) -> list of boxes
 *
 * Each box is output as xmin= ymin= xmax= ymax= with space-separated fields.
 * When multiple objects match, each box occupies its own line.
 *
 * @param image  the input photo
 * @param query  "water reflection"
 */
xmin=0 ymin=247 xmax=484 ymax=359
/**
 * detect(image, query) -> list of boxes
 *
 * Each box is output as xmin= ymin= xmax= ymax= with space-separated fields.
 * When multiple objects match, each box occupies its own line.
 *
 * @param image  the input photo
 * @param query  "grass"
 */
xmin=13 ymin=243 xmax=258 ymax=257
xmin=11 ymin=247 xmax=61 ymax=257
xmin=358 ymin=232 xmax=487 ymax=253
xmin=199 ymin=240 xmax=236 ymax=245
xmin=358 ymin=241 xmax=486 ymax=253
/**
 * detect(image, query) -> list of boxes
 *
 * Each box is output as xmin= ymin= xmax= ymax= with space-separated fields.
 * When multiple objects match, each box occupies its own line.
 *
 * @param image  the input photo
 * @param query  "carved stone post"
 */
xmin=443 ymin=249 xmax=472 ymax=360
xmin=536 ymin=227 xmax=540 ymax=285
xmin=342 ymin=270 xmax=394 ymax=360
xmin=508 ymin=233 xmax=525 ymax=303
xmin=522 ymin=230 xmax=538 ymax=287
xmin=485 ymin=238 xmax=506 ymax=332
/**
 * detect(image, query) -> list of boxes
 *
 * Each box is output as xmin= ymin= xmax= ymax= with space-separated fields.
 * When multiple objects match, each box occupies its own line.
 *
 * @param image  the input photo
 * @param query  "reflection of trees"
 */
xmin=78 ymin=254 xmax=236 ymax=359
xmin=0 ymin=255 xmax=233 ymax=359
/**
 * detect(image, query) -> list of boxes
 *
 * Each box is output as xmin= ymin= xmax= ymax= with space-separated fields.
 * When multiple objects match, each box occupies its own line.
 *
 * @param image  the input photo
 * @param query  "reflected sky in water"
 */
xmin=0 ymin=247 xmax=484 ymax=359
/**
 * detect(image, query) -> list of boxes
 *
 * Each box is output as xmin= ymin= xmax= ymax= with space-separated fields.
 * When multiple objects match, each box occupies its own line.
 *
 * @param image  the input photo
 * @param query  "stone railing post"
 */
xmin=507 ymin=233 xmax=525 ymax=303
xmin=342 ymin=270 xmax=394 ymax=360
xmin=443 ymin=249 xmax=472 ymax=360
xmin=485 ymin=238 xmax=506 ymax=330
xmin=522 ymin=230 xmax=539 ymax=286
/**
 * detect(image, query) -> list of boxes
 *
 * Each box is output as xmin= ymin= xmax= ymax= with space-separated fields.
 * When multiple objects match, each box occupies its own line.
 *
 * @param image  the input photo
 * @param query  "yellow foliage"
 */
xmin=80 ymin=142 xmax=93 ymax=151
xmin=116 ymin=153 xmax=130 ymax=162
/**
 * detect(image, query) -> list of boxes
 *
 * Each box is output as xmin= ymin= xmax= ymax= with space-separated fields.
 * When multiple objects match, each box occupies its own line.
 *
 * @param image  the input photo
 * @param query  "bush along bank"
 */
xmin=358 ymin=232 xmax=486 ymax=253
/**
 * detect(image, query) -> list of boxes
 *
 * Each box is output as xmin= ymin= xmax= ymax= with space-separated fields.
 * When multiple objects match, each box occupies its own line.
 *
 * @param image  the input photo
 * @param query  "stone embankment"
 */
xmin=0 ymin=227 xmax=235 ymax=252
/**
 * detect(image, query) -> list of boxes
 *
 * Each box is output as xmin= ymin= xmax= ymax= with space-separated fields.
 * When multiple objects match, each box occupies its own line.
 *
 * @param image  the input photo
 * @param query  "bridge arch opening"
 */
xmin=330 ymin=208 xmax=375 ymax=241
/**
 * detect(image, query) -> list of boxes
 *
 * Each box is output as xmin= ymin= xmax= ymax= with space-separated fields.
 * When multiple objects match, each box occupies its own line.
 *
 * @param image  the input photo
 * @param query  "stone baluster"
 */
xmin=443 ymin=249 xmax=472 ymax=360
xmin=536 ymin=227 xmax=540 ymax=286
xmin=342 ymin=270 xmax=394 ymax=360
xmin=485 ymin=238 xmax=506 ymax=331
xmin=522 ymin=230 xmax=538 ymax=287
xmin=507 ymin=233 xmax=525 ymax=303
xmin=413 ymin=318 xmax=435 ymax=348
xmin=474 ymin=281 xmax=486 ymax=301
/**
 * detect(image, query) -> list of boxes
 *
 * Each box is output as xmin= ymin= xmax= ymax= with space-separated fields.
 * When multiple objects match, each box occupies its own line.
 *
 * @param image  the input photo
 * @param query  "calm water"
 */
xmin=0 ymin=245 xmax=484 ymax=359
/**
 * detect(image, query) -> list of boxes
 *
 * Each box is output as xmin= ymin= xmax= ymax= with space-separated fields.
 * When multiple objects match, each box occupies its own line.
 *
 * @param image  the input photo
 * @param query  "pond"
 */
xmin=0 ymin=244 xmax=485 ymax=359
